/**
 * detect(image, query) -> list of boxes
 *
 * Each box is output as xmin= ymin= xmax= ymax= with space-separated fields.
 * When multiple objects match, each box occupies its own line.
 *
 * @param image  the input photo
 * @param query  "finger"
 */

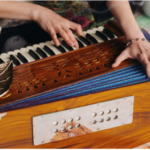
xmin=112 ymin=48 xmax=130 ymax=68
xmin=48 ymin=27 xmax=60 ymax=46
xmin=144 ymin=44 xmax=150 ymax=61
xmin=57 ymin=27 xmax=74 ymax=47
xmin=69 ymin=22 xmax=85 ymax=37
xmin=137 ymin=54 xmax=150 ymax=78
xmin=62 ymin=26 xmax=79 ymax=48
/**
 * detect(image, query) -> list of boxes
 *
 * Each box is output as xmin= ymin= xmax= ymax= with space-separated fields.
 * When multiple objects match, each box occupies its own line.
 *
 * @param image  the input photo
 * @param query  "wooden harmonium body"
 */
xmin=0 ymin=21 xmax=150 ymax=148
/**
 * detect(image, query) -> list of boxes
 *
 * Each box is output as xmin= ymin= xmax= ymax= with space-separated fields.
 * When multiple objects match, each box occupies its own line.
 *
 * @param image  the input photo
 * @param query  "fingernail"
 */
xmin=74 ymin=42 xmax=79 ymax=48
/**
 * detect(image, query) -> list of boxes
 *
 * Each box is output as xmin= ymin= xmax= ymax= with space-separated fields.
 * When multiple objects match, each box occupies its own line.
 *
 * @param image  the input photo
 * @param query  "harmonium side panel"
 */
xmin=0 ymin=21 xmax=150 ymax=148
xmin=0 ymin=81 xmax=150 ymax=148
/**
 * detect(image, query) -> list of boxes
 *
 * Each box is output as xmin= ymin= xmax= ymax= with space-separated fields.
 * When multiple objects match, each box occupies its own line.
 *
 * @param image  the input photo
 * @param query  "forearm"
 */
xmin=106 ymin=1 xmax=144 ymax=41
xmin=0 ymin=1 xmax=44 ymax=21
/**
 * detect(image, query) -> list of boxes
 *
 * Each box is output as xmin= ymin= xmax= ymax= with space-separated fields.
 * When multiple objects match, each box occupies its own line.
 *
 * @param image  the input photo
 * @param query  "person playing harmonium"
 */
xmin=0 ymin=1 xmax=150 ymax=77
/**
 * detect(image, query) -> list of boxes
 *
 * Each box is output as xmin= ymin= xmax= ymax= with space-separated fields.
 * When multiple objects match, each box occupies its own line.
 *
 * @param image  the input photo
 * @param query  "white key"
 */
xmin=97 ymin=26 xmax=104 ymax=31
xmin=86 ymin=30 xmax=104 ymax=43
xmin=44 ymin=41 xmax=62 ymax=55
xmin=20 ymin=47 xmax=35 ymax=62
xmin=1 ymin=53 xmax=15 ymax=66
xmin=26 ymin=46 xmax=42 ymax=59
xmin=33 ymin=44 xmax=48 ymax=57
xmin=7 ymin=51 xmax=23 ymax=65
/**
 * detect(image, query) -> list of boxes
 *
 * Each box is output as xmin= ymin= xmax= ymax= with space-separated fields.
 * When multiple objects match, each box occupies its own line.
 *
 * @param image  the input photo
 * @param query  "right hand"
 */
xmin=33 ymin=6 xmax=85 ymax=48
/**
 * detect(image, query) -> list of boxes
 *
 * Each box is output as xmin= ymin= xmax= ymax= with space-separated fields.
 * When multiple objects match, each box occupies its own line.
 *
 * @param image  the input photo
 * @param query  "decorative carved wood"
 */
xmin=0 ymin=37 xmax=137 ymax=109
xmin=0 ymin=21 xmax=149 ymax=149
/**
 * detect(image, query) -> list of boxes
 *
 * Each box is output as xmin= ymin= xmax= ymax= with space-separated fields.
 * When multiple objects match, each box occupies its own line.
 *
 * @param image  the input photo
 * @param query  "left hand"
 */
xmin=112 ymin=40 xmax=150 ymax=77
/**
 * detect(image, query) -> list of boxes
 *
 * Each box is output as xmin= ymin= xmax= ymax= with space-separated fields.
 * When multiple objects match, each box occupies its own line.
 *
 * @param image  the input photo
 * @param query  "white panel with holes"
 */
xmin=32 ymin=96 xmax=134 ymax=145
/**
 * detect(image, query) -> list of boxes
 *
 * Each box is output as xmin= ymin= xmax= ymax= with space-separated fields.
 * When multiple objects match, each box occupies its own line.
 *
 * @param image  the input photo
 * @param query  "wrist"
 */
xmin=125 ymin=28 xmax=145 ymax=42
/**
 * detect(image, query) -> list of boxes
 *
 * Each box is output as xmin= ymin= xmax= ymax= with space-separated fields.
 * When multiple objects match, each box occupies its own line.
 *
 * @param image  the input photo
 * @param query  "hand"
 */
xmin=33 ymin=6 xmax=84 ymax=48
xmin=112 ymin=40 xmax=150 ymax=77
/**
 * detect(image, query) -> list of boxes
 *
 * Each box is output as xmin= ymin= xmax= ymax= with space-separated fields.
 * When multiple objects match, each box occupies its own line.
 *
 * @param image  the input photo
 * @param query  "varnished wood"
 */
xmin=0 ymin=21 xmax=149 ymax=148
xmin=1 ymin=36 xmax=136 ymax=112
xmin=0 ymin=81 xmax=150 ymax=148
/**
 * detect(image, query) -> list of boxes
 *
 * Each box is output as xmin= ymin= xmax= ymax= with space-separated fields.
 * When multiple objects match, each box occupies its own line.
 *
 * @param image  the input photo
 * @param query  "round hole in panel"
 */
xmin=92 ymin=112 xmax=97 ymax=117
xmin=99 ymin=111 xmax=104 ymax=116
xmin=92 ymin=120 xmax=97 ymax=124
xmin=76 ymin=116 xmax=81 ymax=121
xmin=68 ymin=118 xmax=73 ymax=122
xmin=75 ymin=124 xmax=80 ymax=128
xmin=106 ymin=110 xmax=111 ymax=114
xmin=61 ymin=120 xmax=66 ymax=124
xmin=106 ymin=117 xmax=111 ymax=121
xmin=53 ymin=129 xmax=58 ymax=133
xmin=113 ymin=108 xmax=118 ymax=112
xmin=53 ymin=121 xmax=58 ymax=126
xmin=60 ymin=127 xmax=66 ymax=132
xmin=113 ymin=115 xmax=118 ymax=119
xmin=68 ymin=125 xmax=73 ymax=130
xmin=99 ymin=118 xmax=104 ymax=123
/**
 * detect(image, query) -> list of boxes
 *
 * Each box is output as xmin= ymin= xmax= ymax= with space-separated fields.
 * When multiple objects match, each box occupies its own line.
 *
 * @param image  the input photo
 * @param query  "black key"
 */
xmin=102 ymin=28 xmax=115 ymax=39
xmin=43 ymin=45 xmax=55 ymax=56
xmin=10 ymin=55 xmax=21 ymax=66
xmin=86 ymin=33 xmax=98 ymax=44
xmin=55 ymin=45 xmax=66 ymax=53
xmin=96 ymin=31 xmax=108 ymax=41
xmin=36 ymin=47 xmax=47 ymax=58
xmin=61 ymin=41 xmax=73 ymax=51
xmin=17 ymin=52 xmax=28 ymax=63
xmin=78 ymin=36 xmax=91 ymax=46
xmin=0 ymin=58 xmax=4 ymax=64
xmin=28 ymin=50 xmax=40 ymax=60
xmin=75 ymin=38 xmax=84 ymax=48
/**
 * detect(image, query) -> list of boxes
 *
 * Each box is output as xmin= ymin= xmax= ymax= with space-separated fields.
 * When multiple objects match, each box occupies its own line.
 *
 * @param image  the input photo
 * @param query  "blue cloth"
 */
xmin=0 ymin=63 xmax=150 ymax=112
xmin=142 ymin=29 xmax=150 ymax=42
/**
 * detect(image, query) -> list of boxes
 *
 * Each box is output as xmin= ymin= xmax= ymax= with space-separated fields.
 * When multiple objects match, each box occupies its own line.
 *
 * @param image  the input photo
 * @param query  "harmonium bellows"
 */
xmin=0 ymin=21 xmax=150 ymax=148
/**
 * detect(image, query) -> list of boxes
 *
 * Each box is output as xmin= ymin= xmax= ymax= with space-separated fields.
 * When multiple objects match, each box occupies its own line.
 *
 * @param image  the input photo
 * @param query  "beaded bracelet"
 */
xmin=126 ymin=38 xmax=147 ymax=46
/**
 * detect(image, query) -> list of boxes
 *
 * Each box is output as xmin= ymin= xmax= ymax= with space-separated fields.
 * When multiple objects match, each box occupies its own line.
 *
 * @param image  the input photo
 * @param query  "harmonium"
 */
xmin=0 ymin=20 xmax=150 ymax=149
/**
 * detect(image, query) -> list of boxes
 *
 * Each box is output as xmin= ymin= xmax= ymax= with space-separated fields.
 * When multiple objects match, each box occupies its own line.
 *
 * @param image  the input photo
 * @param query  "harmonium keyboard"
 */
xmin=0 ymin=20 xmax=150 ymax=148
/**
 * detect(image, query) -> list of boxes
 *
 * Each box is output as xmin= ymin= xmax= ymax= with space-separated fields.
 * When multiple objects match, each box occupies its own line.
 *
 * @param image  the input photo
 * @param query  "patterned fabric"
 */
xmin=0 ymin=1 xmax=112 ymax=30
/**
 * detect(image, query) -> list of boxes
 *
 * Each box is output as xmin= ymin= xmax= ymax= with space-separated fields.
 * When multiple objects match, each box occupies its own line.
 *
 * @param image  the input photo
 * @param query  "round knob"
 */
xmin=76 ymin=116 xmax=81 ymax=121
xmin=99 ymin=111 xmax=104 ymax=115
xmin=75 ymin=124 xmax=80 ymax=128
xmin=61 ymin=127 xmax=66 ymax=132
xmin=61 ymin=120 xmax=66 ymax=124
xmin=68 ymin=118 xmax=73 ymax=122
xmin=53 ymin=121 xmax=58 ymax=126
xmin=53 ymin=129 xmax=58 ymax=133
xmin=92 ymin=112 xmax=97 ymax=117
xmin=68 ymin=125 xmax=73 ymax=130
xmin=92 ymin=120 xmax=97 ymax=124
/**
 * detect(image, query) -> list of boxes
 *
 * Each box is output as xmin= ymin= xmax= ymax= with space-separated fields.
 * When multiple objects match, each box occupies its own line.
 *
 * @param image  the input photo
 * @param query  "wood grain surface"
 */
xmin=0 ymin=80 xmax=150 ymax=148
xmin=0 ymin=21 xmax=149 ymax=148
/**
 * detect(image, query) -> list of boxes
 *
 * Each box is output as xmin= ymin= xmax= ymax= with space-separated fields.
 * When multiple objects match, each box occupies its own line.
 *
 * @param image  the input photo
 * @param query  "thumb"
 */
xmin=112 ymin=48 xmax=130 ymax=68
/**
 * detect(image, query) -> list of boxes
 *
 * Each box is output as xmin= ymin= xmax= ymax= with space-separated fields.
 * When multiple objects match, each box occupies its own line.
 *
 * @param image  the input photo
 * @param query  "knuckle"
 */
xmin=76 ymin=24 xmax=82 ymax=30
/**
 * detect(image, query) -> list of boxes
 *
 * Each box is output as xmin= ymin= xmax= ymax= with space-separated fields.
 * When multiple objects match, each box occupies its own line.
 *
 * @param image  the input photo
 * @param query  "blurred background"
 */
xmin=130 ymin=1 xmax=150 ymax=34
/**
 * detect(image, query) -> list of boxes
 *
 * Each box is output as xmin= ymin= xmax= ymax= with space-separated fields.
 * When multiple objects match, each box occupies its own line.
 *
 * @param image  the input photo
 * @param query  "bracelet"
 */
xmin=126 ymin=38 xmax=147 ymax=46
